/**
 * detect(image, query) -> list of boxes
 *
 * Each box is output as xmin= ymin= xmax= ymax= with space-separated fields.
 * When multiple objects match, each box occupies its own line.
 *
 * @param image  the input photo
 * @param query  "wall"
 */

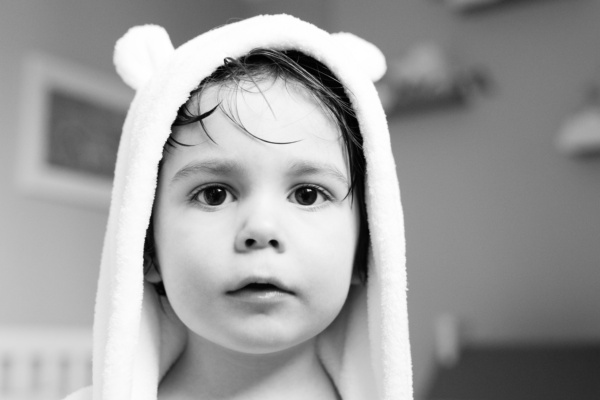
xmin=332 ymin=0 xmax=600 ymax=396
xmin=0 ymin=0 xmax=250 ymax=326
xmin=240 ymin=0 xmax=332 ymax=28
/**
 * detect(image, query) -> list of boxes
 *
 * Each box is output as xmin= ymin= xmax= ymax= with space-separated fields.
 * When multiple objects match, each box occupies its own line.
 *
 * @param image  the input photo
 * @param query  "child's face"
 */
xmin=152 ymin=78 xmax=360 ymax=354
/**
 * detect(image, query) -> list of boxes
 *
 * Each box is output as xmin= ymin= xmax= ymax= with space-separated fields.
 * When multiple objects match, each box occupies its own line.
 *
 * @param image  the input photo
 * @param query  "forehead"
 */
xmin=161 ymin=78 xmax=349 ymax=174
xmin=208 ymin=78 xmax=338 ymax=138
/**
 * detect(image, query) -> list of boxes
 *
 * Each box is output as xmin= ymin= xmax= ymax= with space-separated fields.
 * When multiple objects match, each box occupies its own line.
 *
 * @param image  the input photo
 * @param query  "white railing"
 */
xmin=0 ymin=326 xmax=92 ymax=400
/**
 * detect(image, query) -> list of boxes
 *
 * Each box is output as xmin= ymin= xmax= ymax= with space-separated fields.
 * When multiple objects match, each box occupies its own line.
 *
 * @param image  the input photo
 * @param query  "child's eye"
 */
xmin=289 ymin=185 xmax=331 ymax=206
xmin=192 ymin=185 xmax=234 ymax=207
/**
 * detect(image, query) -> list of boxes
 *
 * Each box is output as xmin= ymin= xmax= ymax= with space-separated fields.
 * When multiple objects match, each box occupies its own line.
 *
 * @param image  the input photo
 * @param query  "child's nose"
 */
xmin=243 ymin=237 xmax=281 ymax=250
xmin=235 ymin=226 xmax=285 ymax=253
xmin=234 ymin=204 xmax=286 ymax=253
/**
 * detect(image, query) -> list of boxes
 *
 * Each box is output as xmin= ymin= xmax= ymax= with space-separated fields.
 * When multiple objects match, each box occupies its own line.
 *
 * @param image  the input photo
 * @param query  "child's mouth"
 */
xmin=240 ymin=283 xmax=281 ymax=292
xmin=227 ymin=280 xmax=294 ymax=301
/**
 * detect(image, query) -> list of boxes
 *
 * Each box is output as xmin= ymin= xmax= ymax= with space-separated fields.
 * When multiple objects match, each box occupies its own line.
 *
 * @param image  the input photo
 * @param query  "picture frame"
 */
xmin=440 ymin=0 xmax=545 ymax=13
xmin=17 ymin=53 xmax=133 ymax=209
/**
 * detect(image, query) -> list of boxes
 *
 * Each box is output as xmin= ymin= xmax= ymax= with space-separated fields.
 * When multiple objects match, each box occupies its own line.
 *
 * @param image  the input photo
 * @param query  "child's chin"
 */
xmin=213 ymin=328 xmax=320 ymax=356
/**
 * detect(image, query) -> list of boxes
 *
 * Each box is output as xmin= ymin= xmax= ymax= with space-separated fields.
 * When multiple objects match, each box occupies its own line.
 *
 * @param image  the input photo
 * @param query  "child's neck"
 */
xmin=158 ymin=333 xmax=340 ymax=400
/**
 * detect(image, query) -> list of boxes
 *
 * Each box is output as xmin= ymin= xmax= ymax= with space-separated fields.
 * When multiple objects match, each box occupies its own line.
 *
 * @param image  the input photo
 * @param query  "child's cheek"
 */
xmin=292 ymin=204 xmax=359 ymax=297
xmin=157 ymin=209 xmax=231 ymax=289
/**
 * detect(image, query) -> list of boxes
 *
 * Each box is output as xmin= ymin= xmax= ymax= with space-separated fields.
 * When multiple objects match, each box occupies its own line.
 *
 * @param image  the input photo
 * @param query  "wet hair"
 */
xmin=144 ymin=48 xmax=369 ymax=295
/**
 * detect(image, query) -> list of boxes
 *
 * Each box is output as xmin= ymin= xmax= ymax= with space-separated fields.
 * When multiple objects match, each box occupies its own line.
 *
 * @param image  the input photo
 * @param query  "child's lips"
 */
xmin=226 ymin=277 xmax=295 ymax=296
xmin=228 ymin=286 xmax=292 ymax=302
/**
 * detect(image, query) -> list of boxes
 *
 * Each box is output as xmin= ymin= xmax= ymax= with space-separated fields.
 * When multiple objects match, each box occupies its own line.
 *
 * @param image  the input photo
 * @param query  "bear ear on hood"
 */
xmin=113 ymin=24 xmax=175 ymax=90
xmin=331 ymin=32 xmax=387 ymax=83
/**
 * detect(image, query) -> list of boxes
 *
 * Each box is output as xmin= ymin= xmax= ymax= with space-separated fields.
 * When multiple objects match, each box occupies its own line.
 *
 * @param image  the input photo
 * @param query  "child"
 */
xmin=65 ymin=14 xmax=412 ymax=400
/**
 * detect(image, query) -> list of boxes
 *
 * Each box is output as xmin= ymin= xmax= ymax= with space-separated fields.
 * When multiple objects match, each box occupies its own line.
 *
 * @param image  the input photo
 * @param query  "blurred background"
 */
xmin=2 ymin=0 xmax=600 ymax=399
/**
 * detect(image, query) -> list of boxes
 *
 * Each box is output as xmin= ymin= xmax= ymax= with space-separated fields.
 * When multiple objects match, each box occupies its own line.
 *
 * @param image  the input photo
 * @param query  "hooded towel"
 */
xmin=64 ymin=14 xmax=412 ymax=400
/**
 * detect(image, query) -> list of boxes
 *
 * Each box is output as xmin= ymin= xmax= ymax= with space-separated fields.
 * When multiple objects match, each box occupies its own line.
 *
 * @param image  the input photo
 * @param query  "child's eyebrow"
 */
xmin=287 ymin=160 xmax=349 ymax=187
xmin=169 ymin=159 xmax=349 ymax=187
xmin=170 ymin=159 xmax=242 ymax=185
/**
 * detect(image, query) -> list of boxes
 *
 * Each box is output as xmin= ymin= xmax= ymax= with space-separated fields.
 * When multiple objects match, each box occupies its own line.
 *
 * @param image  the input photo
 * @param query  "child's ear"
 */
xmin=143 ymin=254 xmax=162 ymax=284
xmin=350 ymin=264 xmax=364 ymax=286
xmin=144 ymin=254 xmax=168 ymax=297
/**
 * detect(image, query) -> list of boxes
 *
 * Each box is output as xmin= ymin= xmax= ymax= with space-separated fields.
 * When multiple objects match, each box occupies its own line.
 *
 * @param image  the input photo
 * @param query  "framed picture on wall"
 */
xmin=17 ymin=53 xmax=133 ymax=209
xmin=440 ymin=0 xmax=544 ymax=13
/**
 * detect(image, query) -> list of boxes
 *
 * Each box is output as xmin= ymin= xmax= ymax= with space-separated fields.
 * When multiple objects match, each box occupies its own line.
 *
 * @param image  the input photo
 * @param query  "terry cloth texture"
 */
xmin=64 ymin=14 xmax=412 ymax=400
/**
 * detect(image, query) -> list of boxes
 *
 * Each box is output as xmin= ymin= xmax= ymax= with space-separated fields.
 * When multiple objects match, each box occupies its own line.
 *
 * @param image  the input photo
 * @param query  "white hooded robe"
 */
xmin=64 ymin=14 xmax=412 ymax=400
